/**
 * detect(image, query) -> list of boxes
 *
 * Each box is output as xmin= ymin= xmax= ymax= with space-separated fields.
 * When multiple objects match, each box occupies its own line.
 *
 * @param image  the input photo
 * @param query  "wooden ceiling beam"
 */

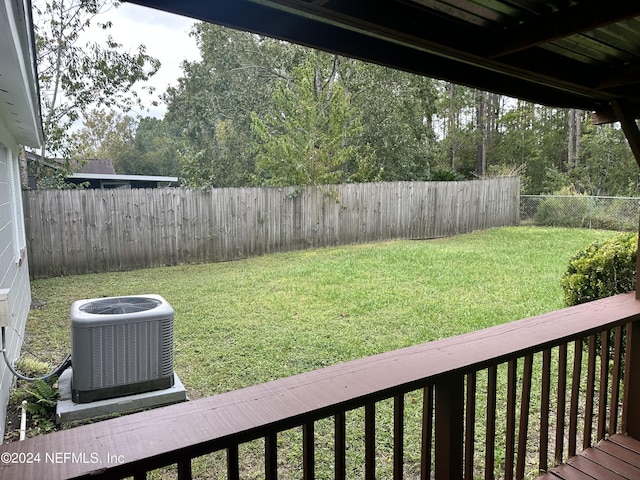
xmin=598 ymin=63 xmax=640 ymax=90
xmin=611 ymin=101 xmax=640 ymax=169
xmin=124 ymin=0 xmax=640 ymax=114
xmin=593 ymin=104 xmax=640 ymax=125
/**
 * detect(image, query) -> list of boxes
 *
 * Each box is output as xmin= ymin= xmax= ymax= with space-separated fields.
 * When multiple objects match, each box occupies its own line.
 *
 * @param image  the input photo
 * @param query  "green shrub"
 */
xmin=430 ymin=168 xmax=465 ymax=181
xmin=589 ymin=199 xmax=639 ymax=232
xmin=561 ymin=232 xmax=637 ymax=306
xmin=533 ymin=196 xmax=590 ymax=228
xmin=533 ymin=195 xmax=639 ymax=231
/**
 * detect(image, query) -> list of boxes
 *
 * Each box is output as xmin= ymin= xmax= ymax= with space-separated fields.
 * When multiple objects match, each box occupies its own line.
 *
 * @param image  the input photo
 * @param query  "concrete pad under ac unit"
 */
xmin=56 ymin=369 xmax=187 ymax=424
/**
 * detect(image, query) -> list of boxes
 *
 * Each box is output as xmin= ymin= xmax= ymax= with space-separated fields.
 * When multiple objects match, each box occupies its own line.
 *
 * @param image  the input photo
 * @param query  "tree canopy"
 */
xmin=38 ymin=16 xmax=639 ymax=196
xmin=31 ymin=0 xmax=160 ymax=185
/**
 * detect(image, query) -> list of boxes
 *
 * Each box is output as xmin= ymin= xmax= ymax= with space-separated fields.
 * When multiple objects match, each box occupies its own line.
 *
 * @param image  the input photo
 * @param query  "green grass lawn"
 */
xmin=22 ymin=226 xmax=619 ymax=478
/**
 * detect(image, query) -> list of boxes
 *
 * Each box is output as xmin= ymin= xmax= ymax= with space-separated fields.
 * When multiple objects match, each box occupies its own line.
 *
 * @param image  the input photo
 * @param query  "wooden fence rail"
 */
xmin=22 ymin=179 xmax=519 ymax=278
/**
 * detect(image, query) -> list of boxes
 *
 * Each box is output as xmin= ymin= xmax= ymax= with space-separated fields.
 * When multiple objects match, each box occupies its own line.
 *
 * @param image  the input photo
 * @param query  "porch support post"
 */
xmin=611 ymin=101 xmax=640 ymax=169
xmin=435 ymin=374 xmax=464 ymax=479
xmin=610 ymin=101 xmax=640 ymax=299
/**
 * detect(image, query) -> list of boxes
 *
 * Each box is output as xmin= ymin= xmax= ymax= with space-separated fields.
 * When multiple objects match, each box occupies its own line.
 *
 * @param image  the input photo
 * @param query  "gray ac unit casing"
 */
xmin=70 ymin=294 xmax=174 ymax=404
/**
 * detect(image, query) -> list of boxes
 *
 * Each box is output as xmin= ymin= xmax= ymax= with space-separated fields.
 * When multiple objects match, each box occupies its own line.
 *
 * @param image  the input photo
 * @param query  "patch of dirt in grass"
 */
xmin=30 ymin=298 xmax=47 ymax=310
xmin=3 ymin=400 xmax=25 ymax=442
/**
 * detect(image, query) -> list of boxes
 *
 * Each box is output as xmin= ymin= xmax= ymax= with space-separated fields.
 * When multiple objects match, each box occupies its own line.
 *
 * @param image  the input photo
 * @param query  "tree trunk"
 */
xmin=476 ymin=90 xmax=487 ymax=177
xmin=18 ymin=146 xmax=30 ymax=190
xmin=568 ymin=108 xmax=577 ymax=168
xmin=448 ymin=83 xmax=457 ymax=170
xmin=575 ymin=110 xmax=582 ymax=162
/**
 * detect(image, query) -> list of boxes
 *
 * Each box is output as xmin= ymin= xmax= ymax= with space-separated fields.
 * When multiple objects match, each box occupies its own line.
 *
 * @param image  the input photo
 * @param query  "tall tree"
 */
xmin=567 ymin=108 xmax=582 ymax=170
xmin=166 ymin=23 xmax=442 ymax=187
xmin=132 ymin=117 xmax=181 ymax=176
xmin=164 ymin=24 xmax=292 ymax=187
xmin=69 ymin=108 xmax=137 ymax=166
xmin=33 ymin=0 xmax=159 ymax=186
xmin=165 ymin=23 xmax=636 ymax=195
xmin=251 ymin=53 xmax=373 ymax=186
xmin=475 ymin=91 xmax=501 ymax=178
xmin=575 ymin=123 xmax=638 ymax=195
xmin=434 ymin=82 xmax=477 ymax=177
xmin=70 ymin=111 xmax=181 ymax=176
xmin=340 ymin=60 xmax=437 ymax=181
xmin=475 ymin=90 xmax=488 ymax=177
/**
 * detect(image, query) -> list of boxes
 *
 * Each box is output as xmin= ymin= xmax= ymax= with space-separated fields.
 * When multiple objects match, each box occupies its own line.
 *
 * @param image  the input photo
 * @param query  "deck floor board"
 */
xmin=542 ymin=435 xmax=640 ymax=480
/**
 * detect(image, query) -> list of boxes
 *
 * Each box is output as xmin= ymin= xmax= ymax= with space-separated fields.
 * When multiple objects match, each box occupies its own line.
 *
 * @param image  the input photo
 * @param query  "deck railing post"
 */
xmin=623 ymin=319 xmax=640 ymax=438
xmin=435 ymin=374 xmax=464 ymax=479
xmin=637 ymin=216 xmax=640 ymax=301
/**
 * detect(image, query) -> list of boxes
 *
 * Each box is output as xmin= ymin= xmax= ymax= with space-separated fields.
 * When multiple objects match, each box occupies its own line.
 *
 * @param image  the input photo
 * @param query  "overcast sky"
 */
xmin=85 ymin=2 xmax=201 ymax=118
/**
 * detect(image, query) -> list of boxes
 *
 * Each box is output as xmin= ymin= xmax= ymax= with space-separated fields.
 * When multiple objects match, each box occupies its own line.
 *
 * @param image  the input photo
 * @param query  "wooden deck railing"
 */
xmin=1 ymin=293 xmax=640 ymax=479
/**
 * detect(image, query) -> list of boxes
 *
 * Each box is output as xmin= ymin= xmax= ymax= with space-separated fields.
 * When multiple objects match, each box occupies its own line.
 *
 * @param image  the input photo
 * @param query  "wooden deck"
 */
xmin=1 ymin=293 xmax=640 ymax=479
xmin=540 ymin=434 xmax=640 ymax=480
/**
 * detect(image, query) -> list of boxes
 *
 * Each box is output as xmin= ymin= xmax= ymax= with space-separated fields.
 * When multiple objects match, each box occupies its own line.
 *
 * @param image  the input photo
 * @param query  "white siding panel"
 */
xmin=0 ymin=144 xmax=31 ymax=441
xmin=0 ymin=237 xmax=12 ymax=285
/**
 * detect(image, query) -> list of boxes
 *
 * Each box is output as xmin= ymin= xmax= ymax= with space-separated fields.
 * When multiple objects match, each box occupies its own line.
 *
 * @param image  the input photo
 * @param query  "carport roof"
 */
xmin=125 ymin=0 xmax=640 ymax=123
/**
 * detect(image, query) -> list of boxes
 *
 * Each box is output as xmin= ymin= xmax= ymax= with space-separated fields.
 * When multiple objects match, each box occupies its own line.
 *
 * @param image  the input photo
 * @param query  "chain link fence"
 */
xmin=520 ymin=195 xmax=640 ymax=231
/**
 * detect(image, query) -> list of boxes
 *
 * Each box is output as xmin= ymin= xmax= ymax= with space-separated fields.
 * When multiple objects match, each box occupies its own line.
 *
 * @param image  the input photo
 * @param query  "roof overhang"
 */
xmin=68 ymin=173 xmax=179 ymax=183
xmin=0 ymin=0 xmax=43 ymax=147
xmin=125 ymin=0 xmax=640 ymax=123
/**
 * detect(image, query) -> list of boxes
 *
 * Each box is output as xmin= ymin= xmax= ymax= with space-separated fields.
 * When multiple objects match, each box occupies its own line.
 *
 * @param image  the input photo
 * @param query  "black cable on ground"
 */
xmin=1 ymin=327 xmax=71 ymax=382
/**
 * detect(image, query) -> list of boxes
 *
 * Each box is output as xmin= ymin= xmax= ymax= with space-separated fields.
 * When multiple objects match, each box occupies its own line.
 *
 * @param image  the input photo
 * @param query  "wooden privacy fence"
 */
xmin=22 ymin=178 xmax=519 ymax=278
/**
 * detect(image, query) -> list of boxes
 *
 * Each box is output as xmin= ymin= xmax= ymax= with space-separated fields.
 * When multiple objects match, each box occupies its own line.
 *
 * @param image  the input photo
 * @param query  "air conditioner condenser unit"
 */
xmin=70 ymin=294 xmax=174 ymax=404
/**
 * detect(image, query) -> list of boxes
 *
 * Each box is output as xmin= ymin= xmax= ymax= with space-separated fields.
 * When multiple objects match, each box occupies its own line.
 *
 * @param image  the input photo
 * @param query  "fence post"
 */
xmin=435 ymin=374 xmax=464 ymax=479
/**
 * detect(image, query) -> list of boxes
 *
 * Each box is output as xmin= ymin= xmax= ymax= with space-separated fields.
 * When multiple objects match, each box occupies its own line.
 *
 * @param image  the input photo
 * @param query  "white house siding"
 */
xmin=0 ymin=0 xmax=42 ymax=441
xmin=0 ymin=141 xmax=31 ymax=441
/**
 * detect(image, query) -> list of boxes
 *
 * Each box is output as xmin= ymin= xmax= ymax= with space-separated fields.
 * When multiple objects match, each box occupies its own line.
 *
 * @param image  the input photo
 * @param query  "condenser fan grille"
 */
xmin=79 ymin=297 xmax=161 ymax=315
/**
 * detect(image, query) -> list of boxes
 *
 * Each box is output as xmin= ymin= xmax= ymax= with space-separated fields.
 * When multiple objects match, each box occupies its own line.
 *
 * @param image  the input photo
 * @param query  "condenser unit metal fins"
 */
xmin=71 ymin=295 xmax=175 ymax=404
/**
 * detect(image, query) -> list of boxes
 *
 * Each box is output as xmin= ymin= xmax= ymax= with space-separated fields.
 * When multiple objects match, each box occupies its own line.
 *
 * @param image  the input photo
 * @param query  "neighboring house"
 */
xmin=66 ymin=173 xmax=179 ymax=189
xmin=67 ymin=159 xmax=178 ymax=188
xmin=0 ymin=0 xmax=43 ymax=440
xmin=66 ymin=158 xmax=178 ymax=189
xmin=26 ymin=152 xmax=178 ymax=189
xmin=71 ymin=158 xmax=116 ymax=175
xmin=25 ymin=154 xmax=119 ymax=188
